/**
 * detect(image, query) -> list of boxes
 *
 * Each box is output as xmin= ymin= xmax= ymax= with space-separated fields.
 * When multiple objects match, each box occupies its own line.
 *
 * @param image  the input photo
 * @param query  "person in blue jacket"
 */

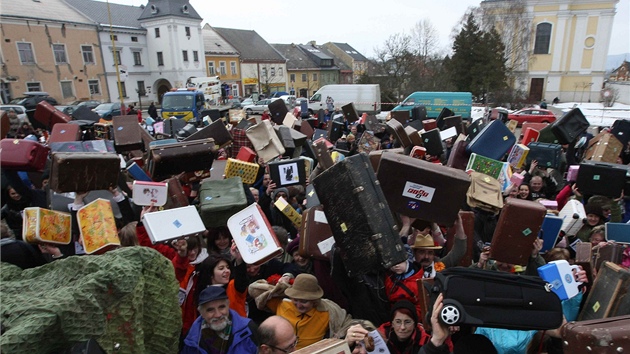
xmin=181 ymin=286 xmax=259 ymax=354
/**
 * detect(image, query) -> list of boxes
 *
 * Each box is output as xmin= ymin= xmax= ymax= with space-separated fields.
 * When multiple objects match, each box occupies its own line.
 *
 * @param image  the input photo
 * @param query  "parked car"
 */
xmin=240 ymin=98 xmax=255 ymax=107
xmin=9 ymin=92 xmax=59 ymax=114
xmin=277 ymin=95 xmax=297 ymax=108
xmin=243 ymin=99 xmax=272 ymax=115
xmin=56 ymin=100 xmax=102 ymax=115
xmin=0 ymin=104 xmax=28 ymax=123
xmin=93 ymin=102 xmax=123 ymax=119
xmin=227 ymin=98 xmax=242 ymax=109
xmin=507 ymin=108 xmax=557 ymax=126
xmin=269 ymin=91 xmax=289 ymax=98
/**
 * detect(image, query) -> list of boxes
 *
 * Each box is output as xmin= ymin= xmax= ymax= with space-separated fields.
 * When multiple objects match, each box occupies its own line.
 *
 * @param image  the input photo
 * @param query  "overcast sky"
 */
xmin=107 ymin=0 xmax=629 ymax=58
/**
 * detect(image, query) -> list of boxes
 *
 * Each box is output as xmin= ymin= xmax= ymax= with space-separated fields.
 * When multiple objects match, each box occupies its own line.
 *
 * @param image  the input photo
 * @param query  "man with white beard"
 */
xmin=181 ymin=286 xmax=259 ymax=353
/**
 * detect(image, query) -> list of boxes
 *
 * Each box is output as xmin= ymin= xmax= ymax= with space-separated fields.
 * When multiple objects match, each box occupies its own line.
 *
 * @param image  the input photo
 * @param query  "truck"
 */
xmin=391 ymin=91 xmax=473 ymax=120
xmin=307 ymin=84 xmax=381 ymax=115
xmin=188 ymin=76 xmax=222 ymax=105
xmin=161 ymin=88 xmax=206 ymax=122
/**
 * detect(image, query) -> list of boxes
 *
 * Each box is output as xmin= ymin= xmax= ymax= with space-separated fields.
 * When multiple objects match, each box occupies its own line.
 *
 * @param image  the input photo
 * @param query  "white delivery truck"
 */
xmin=307 ymin=84 xmax=380 ymax=115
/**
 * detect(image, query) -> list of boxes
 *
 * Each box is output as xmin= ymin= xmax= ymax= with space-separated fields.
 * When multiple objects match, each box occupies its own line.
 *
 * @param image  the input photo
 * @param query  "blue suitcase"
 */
xmin=465 ymin=120 xmax=516 ymax=160
xmin=526 ymin=142 xmax=563 ymax=169
xmin=539 ymin=215 xmax=563 ymax=253
xmin=605 ymin=222 xmax=630 ymax=243
xmin=300 ymin=100 xmax=309 ymax=118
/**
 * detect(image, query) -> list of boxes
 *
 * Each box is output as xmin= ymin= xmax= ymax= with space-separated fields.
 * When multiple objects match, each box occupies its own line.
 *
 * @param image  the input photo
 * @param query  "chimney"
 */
xmin=308 ymin=40 xmax=316 ymax=46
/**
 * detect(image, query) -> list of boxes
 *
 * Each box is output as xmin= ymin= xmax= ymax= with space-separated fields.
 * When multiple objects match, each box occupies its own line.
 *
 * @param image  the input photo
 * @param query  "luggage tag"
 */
xmin=537 ymin=260 xmax=583 ymax=300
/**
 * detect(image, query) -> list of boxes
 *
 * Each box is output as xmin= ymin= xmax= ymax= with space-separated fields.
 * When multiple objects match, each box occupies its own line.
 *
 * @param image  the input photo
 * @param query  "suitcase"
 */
xmin=203 ymin=109 xmax=222 ymax=122
xmin=143 ymin=205 xmax=206 ymax=243
xmin=446 ymin=140 xmax=469 ymax=170
xmin=49 ymin=152 xmax=120 ymax=193
xmin=300 ymin=100 xmax=309 ymax=118
xmin=148 ymin=138 xmax=216 ymax=181
xmin=22 ymin=207 xmax=72 ymax=245
xmin=391 ymin=111 xmax=410 ymax=125
xmin=538 ymin=260 xmax=583 ymax=300
xmin=521 ymin=122 xmax=549 ymax=134
xmin=76 ymin=198 xmax=121 ymax=254
xmin=112 ymin=115 xmax=143 ymax=152
xmin=605 ymin=222 xmax=630 ymax=243
xmin=93 ymin=123 xmax=112 ymax=140
xmin=422 ymin=119 xmax=437 ymax=131
xmin=236 ymin=146 xmax=257 ymax=163
xmin=49 ymin=123 xmax=81 ymax=143
xmin=433 ymin=267 xmax=563 ymax=329
xmin=230 ymin=127 xmax=254 ymax=159
xmin=198 ymin=177 xmax=248 ymax=228
xmin=558 ymin=199 xmax=587 ymax=236
xmin=161 ymin=176 xmax=189 ymax=210
xmin=0 ymin=138 xmax=50 ymax=172
xmin=443 ymin=115 xmax=464 ymax=135
xmin=274 ymin=125 xmax=296 ymax=156
xmin=175 ymin=123 xmax=197 ymax=140
xmin=227 ymin=203 xmax=284 ymax=265
xmin=0 ymin=110 xmax=9 ymax=139
xmin=420 ymin=128 xmax=444 ymax=156
xmin=311 ymin=153 xmax=408 ymax=277
xmin=584 ymin=131 xmax=623 ymax=163
xmin=404 ymin=126 xmax=423 ymax=146
xmin=444 ymin=210 xmax=475 ymax=267
xmin=268 ymin=98 xmax=288 ymax=125
xmin=377 ymin=154 xmax=471 ymax=226
xmin=465 ymin=119 xmax=485 ymax=142
xmin=163 ymin=118 xmax=187 ymax=136
xmin=341 ymin=103 xmax=359 ymax=123
xmin=436 ymin=108 xmax=455 ymax=130
xmin=507 ymin=143 xmax=529 ymax=169
xmin=520 ymin=127 xmax=539 ymax=145
xmin=576 ymin=161 xmax=627 ymax=197
xmin=132 ymin=180 xmax=168 ymax=206
xmin=539 ymin=215 xmax=563 ymax=252
xmin=328 ymin=120 xmax=344 ymax=143
xmin=268 ymin=158 xmax=306 ymax=187
xmin=299 ymin=118 xmax=315 ymax=139
xmin=288 ymin=129 xmax=307 ymax=158
xmin=611 ymin=118 xmax=630 ymax=147
xmin=490 ymin=198 xmax=546 ymax=265
xmin=283 ymin=112 xmax=297 ymax=128
xmin=126 ymin=161 xmax=152 ymax=182
xmin=313 ymin=139 xmax=334 ymax=171
xmin=245 ymin=120 xmax=285 ymax=162
xmin=466 ymin=120 xmax=516 ymax=160
xmin=305 ymin=184 xmax=320 ymax=208
xmin=149 ymin=138 xmax=178 ymax=148
xmin=357 ymin=130 xmax=380 ymax=154
xmin=506 ymin=119 xmax=519 ymax=134
xmin=552 ymin=108 xmax=589 ymax=144
xmin=578 ymin=261 xmax=630 ymax=321
xmin=224 ymin=158 xmax=259 ymax=185
xmin=313 ymin=128 xmax=328 ymax=141
xmin=525 ymin=142 xmax=562 ymax=169
xmin=537 ymin=124 xmax=560 ymax=144
xmin=593 ymin=243 xmax=624 ymax=271
xmin=410 ymin=146 xmax=426 ymax=159
xmin=368 ymin=148 xmax=404 ymax=173
xmin=562 ymin=315 xmax=630 ymax=354
xmin=466 ymin=153 xmax=504 ymax=179
xmin=33 ymin=101 xmax=70 ymax=129
xmin=183 ymin=119 xmax=232 ymax=148
xmin=566 ymin=165 xmax=580 ymax=182
xmin=411 ymin=106 xmax=427 ymax=122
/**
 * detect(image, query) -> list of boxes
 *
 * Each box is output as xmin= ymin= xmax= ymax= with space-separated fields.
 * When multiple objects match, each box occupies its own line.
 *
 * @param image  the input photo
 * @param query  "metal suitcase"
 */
xmin=112 ymin=115 xmax=143 ymax=152
xmin=558 ymin=199 xmax=587 ymax=236
xmin=387 ymin=118 xmax=412 ymax=147
xmin=0 ymin=138 xmax=50 ymax=172
xmin=268 ymin=99 xmax=288 ymax=125
xmin=377 ymin=153 xmax=470 ymax=226
xmin=311 ymin=153 xmax=407 ymax=277
xmin=49 ymin=123 xmax=81 ymax=143
xmin=490 ymin=198 xmax=547 ymax=265
xmin=552 ymin=108 xmax=589 ymax=144
xmin=446 ymin=140 xmax=469 ymax=170
xmin=183 ymin=119 xmax=232 ymax=148
xmin=561 ymin=315 xmax=630 ymax=354
xmin=611 ymin=119 xmax=630 ymax=147
xmin=341 ymin=103 xmax=359 ymax=123
xmin=525 ymin=142 xmax=562 ymax=169
xmin=148 ymin=138 xmax=217 ymax=181
xmin=466 ymin=120 xmax=516 ymax=160
xmin=584 ymin=131 xmax=623 ymax=163
xmin=576 ymin=161 xmax=627 ymax=197
xmin=49 ymin=152 xmax=120 ymax=193
xmin=33 ymin=101 xmax=70 ymax=129
xmin=198 ymin=177 xmax=247 ymax=228
xmin=298 ymin=205 xmax=335 ymax=261
xmin=421 ymin=128 xmax=444 ymax=156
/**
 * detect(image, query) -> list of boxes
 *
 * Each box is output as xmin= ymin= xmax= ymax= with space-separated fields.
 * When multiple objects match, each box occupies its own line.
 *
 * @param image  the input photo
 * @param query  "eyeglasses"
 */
xmin=392 ymin=319 xmax=414 ymax=328
xmin=267 ymin=337 xmax=299 ymax=353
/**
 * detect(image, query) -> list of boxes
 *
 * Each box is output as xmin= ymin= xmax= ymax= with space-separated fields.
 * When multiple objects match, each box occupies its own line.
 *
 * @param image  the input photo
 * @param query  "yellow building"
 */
xmin=202 ymin=24 xmax=241 ymax=98
xmin=481 ymin=0 xmax=619 ymax=103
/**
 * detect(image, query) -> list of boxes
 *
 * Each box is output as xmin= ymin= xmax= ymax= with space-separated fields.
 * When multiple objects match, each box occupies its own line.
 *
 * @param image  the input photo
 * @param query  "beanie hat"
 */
xmin=286 ymin=236 xmax=300 ymax=256
xmin=391 ymin=300 xmax=418 ymax=325
xmin=584 ymin=203 xmax=604 ymax=219
xmin=271 ymin=187 xmax=290 ymax=201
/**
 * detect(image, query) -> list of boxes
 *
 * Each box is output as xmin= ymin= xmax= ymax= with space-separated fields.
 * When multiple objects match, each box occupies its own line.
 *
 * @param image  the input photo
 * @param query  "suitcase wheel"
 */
xmin=440 ymin=300 xmax=464 ymax=325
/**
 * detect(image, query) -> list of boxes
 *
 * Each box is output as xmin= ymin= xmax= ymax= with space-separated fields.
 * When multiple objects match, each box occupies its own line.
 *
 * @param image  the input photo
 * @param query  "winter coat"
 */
xmin=181 ymin=309 xmax=258 ymax=354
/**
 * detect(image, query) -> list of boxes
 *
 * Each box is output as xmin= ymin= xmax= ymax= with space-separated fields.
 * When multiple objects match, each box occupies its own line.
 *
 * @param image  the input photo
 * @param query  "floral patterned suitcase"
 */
xmin=77 ymin=198 xmax=121 ymax=254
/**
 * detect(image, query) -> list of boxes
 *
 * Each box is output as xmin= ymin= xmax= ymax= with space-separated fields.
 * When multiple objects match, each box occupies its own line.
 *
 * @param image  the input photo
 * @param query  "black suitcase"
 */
xmin=268 ymin=99 xmax=288 ymax=125
xmin=465 ymin=119 xmax=486 ymax=142
xmin=71 ymin=105 xmax=101 ymax=122
xmin=576 ymin=161 xmax=628 ymax=197
xmin=329 ymin=120 xmax=344 ymax=143
xmin=436 ymin=107 xmax=455 ymax=130
xmin=311 ymin=154 xmax=407 ymax=277
xmin=176 ymin=123 xmax=197 ymax=139
xmin=433 ymin=267 xmax=563 ymax=330
xmin=200 ymin=109 xmax=221 ymax=122
xmin=525 ymin=142 xmax=563 ymax=169
xmin=411 ymin=105 xmax=427 ymax=121
xmin=300 ymin=100 xmax=309 ymax=118
xmin=313 ymin=128 xmax=328 ymax=141
xmin=268 ymin=158 xmax=306 ymax=187
xmin=421 ymin=128 xmax=444 ymax=156
xmin=551 ymin=108 xmax=589 ymax=144
xmin=163 ymin=118 xmax=187 ymax=136
xmin=148 ymin=139 xmax=216 ymax=181
xmin=275 ymin=125 xmax=296 ymax=153
xmin=611 ymin=119 xmax=630 ymax=147
xmin=341 ymin=103 xmax=359 ymax=123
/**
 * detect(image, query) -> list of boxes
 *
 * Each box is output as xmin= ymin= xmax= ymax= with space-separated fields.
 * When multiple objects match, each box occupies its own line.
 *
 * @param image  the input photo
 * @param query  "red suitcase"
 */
xmin=236 ymin=146 xmax=257 ymax=162
xmin=445 ymin=210 xmax=475 ymax=267
xmin=490 ymin=198 xmax=546 ymax=265
xmin=0 ymin=138 xmax=50 ymax=171
xmin=561 ymin=315 xmax=630 ymax=353
xmin=0 ymin=110 xmax=9 ymax=139
xmin=386 ymin=119 xmax=412 ymax=148
xmin=34 ymin=101 xmax=70 ymax=129
xmin=422 ymin=119 xmax=437 ymax=131
xmin=446 ymin=140 xmax=469 ymax=170
xmin=520 ymin=127 xmax=539 ymax=145
xmin=521 ymin=122 xmax=549 ymax=134
xmin=49 ymin=123 xmax=82 ymax=143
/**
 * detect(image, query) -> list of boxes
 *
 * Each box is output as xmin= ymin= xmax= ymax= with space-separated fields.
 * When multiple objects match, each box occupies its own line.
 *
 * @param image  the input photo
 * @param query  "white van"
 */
xmin=307 ymin=84 xmax=380 ymax=115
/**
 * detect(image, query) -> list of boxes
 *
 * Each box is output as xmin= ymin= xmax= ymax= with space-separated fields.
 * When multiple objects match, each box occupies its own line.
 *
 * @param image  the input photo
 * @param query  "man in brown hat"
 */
xmin=412 ymin=214 xmax=467 ymax=278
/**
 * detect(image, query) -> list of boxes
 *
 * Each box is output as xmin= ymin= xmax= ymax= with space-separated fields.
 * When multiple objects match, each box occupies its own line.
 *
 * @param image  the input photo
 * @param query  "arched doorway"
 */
xmin=154 ymin=78 xmax=172 ymax=104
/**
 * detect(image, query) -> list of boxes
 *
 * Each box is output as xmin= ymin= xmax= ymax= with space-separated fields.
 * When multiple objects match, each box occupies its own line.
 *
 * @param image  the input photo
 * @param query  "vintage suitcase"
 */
xmin=576 ymin=161 xmax=627 ymax=197
xmin=377 ymin=154 xmax=470 ymax=226
xmin=520 ymin=127 xmax=539 ymax=145
xmin=33 ymin=101 xmax=70 ymax=129
xmin=299 ymin=118 xmax=315 ymax=139
xmin=246 ymin=120 xmax=285 ymax=162
xmin=445 ymin=210 xmax=475 ymax=267
xmin=235 ymin=146 xmax=257 ymax=163
xmin=411 ymin=106 xmax=427 ymax=122
xmin=49 ymin=152 xmax=120 ymax=193
xmin=313 ymin=128 xmax=328 ymax=141
xmin=391 ymin=111 xmax=410 ymax=125
xmin=521 ymin=122 xmax=549 ymax=134
xmin=410 ymin=146 xmax=427 ymax=159
xmin=357 ymin=130 xmax=380 ymax=154
xmin=341 ymin=103 xmax=359 ymax=123
xmin=558 ymin=199 xmax=587 ymax=236
xmin=562 ymin=315 xmax=630 ymax=354
xmin=132 ymin=180 xmax=168 ymax=207
xmin=288 ymin=129 xmax=307 ymax=158
xmin=507 ymin=143 xmax=529 ymax=169
xmin=175 ymin=123 xmax=197 ymax=140
xmin=593 ymin=243 xmax=624 ymax=271
xmin=228 ymin=203 xmax=284 ymax=265
xmin=584 ymin=131 xmax=623 ymax=163
xmin=76 ymin=199 xmax=121 ymax=254
xmin=22 ymin=207 xmax=72 ymax=245
xmin=274 ymin=125 xmax=296 ymax=156
xmin=93 ymin=123 xmax=112 ymax=140
xmin=465 ymin=119 xmax=486 ymax=142
xmin=268 ymin=99 xmax=288 ymax=125
xmin=578 ymin=261 xmax=630 ymax=321
xmin=422 ymin=119 xmax=438 ymax=131
xmin=112 ymin=115 xmax=143 ymax=152
xmin=312 ymin=153 xmax=408 ymax=277
xmin=537 ymin=124 xmax=560 ymax=144
xmin=525 ymin=142 xmax=562 ymax=169
xmin=49 ymin=140 xmax=115 ymax=153
xmin=268 ymin=158 xmax=306 ymax=187
xmin=143 ymin=205 xmax=206 ymax=243
xmin=161 ymin=175 xmax=189 ymax=210
xmin=328 ymin=120 xmax=344 ymax=143
xmin=405 ymin=126 xmax=424 ymax=147
xmin=443 ymin=115 xmax=464 ymax=135
xmin=0 ymin=138 xmax=50 ymax=172
xmin=298 ymin=206 xmax=335 ymax=261
xmin=386 ymin=118 xmax=413 ymax=148
xmin=446 ymin=140 xmax=469 ymax=170
xmin=198 ymin=177 xmax=248 ymax=228
xmin=163 ymin=118 xmax=187 ymax=136
xmin=224 ymin=158 xmax=259 ymax=185
xmin=126 ymin=161 xmax=152 ymax=182
xmin=421 ymin=128 xmax=444 ymax=156
xmin=229 ymin=127 xmax=254 ymax=159
xmin=436 ymin=108 xmax=455 ymax=130
xmin=466 ymin=120 xmax=516 ymax=160
xmin=148 ymin=138 xmax=216 ymax=182
xmin=49 ymin=123 xmax=81 ymax=143
xmin=368 ymin=148 xmax=404 ymax=173
xmin=313 ymin=139 xmax=334 ymax=171
xmin=183 ymin=119 xmax=232 ymax=148
xmin=611 ymin=118 xmax=630 ymax=147
xmin=490 ymin=198 xmax=546 ymax=265
xmin=552 ymin=108 xmax=589 ymax=144
xmin=433 ymin=267 xmax=563 ymax=330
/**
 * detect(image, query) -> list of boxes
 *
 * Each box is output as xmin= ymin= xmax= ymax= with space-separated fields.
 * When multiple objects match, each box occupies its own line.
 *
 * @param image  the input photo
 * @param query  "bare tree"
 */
xmin=373 ymin=33 xmax=415 ymax=100
xmin=411 ymin=19 xmax=439 ymax=62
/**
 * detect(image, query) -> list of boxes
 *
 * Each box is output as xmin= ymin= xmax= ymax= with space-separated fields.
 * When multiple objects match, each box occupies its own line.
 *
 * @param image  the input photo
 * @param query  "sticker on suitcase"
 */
xmin=279 ymin=162 xmax=300 ymax=185
xmin=402 ymin=181 xmax=435 ymax=203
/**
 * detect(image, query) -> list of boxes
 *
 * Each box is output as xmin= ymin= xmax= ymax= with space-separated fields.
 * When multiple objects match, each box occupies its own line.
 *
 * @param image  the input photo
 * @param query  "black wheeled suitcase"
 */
xmin=576 ymin=161 xmax=628 ymax=198
xmin=311 ymin=154 xmax=407 ymax=277
xmin=551 ymin=108 xmax=589 ymax=144
xmin=433 ymin=267 xmax=563 ymax=330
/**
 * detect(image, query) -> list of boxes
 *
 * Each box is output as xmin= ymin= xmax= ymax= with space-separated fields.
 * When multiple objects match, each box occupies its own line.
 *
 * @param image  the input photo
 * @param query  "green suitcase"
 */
xmin=198 ymin=176 xmax=248 ymax=228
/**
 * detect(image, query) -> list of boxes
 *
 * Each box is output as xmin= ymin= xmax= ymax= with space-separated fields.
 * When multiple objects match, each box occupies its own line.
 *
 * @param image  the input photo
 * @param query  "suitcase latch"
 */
xmin=353 ymin=186 xmax=364 ymax=194
xmin=544 ymin=283 xmax=552 ymax=292
xmin=371 ymin=233 xmax=382 ymax=241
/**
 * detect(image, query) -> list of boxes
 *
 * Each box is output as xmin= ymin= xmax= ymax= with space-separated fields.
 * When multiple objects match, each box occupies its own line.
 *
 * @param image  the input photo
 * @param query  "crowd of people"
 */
xmin=1 ymin=104 xmax=629 ymax=354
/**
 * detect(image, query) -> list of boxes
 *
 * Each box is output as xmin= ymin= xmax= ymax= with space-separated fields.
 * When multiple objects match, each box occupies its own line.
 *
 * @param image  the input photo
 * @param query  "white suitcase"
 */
xmin=558 ymin=199 xmax=586 ymax=236
xmin=132 ymin=181 xmax=168 ymax=206
xmin=227 ymin=203 xmax=283 ymax=265
xmin=142 ymin=205 xmax=206 ymax=244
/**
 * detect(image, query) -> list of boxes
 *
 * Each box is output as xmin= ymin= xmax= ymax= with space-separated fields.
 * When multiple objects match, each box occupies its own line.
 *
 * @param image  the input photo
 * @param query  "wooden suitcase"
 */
xmin=445 ymin=210 xmax=475 ymax=267
xmin=520 ymin=127 xmax=539 ymax=145
xmin=377 ymin=153 xmax=471 ymax=226
xmin=552 ymin=108 xmax=589 ymax=144
xmin=299 ymin=205 xmax=335 ymax=261
xmin=0 ymin=138 xmax=50 ymax=171
xmin=183 ymin=119 xmax=232 ymax=148
xmin=490 ymin=198 xmax=547 ymax=265
xmin=525 ymin=142 xmax=562 ymax=169
xmin=404 ymin=126 xmax=423 ymax=146
xmin=313 ymin=139 xmax=334 ymax=171
xmin=578 ymin=261 xmax=630 ymax=321
xmin=466 ymin=120 xmax=516 ymax=160
xmin=421 ymin=128 xmax=444 ymax=156
xmin=584 ymin=131 xmax=623 ymax=163
xmin=386 ymin=119 xmax=412 ymax=147
xmin=422 ymin=119 xmax=437 ymax=131
xmin=112 ymin=115 xmax=143 ymax=152
xmin=198 ymin=177 xmax=248 ymax=228
xmin=357 ymin=130 xmax=380 ymax=154
xmin=311 ymin=153 xmax=408 ymax=277
xmin=562 ymin=315 xmax=630 ymax=354
xmin=446 ymin=140 xmax=469 ymax=170
xmin=341 ymin=103 xmax=359 ymax=123
xmin=33 ymin=101 xmax=70 ymax=129
xmin=49 ymin=152 xmax=120 ymax=193
xmin=49 ymin=123 xmax=81 ymax=143
xmin=148 ymin=138 xmax=217 ymax=181
xmin=268 ymin=158 xmax=306 ymax=187
xmin=268 ymin=99 xmax=288 ymax=125
xmin=576 ymin=161 xmax=627 ymax=198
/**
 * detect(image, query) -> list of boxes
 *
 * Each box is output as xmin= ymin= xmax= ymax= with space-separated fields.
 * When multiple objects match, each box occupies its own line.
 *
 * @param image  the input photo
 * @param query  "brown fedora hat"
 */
xmin=411 ymin=234 xmax=443 ymax=250
xmin=284 ymin=274 xmax=323 ymax=300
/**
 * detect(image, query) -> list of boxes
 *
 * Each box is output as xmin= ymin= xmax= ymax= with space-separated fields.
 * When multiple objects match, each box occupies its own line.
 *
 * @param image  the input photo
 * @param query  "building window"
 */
xmin=290 ymin=73 xmax=295 ymax=82
xmin=230 ymin=61 xmax=237 ymax=75
xmin=301 ymin=73 xmax=307 ymax=82
xmin=185 ymin=27 xmax=191 ymax=37
xmin=17 ymin=42 xmax=35 ymax=64
xmin=110 ymin=35 xmax=118 ymax=41
xmin=155 ymin=28 xmax=160 ymax=38
xmin=60 ymin=81 xmax=74 ymax=99
xmin=26 ymin=82 xmax=42 ymax=92
xmin=193 ymin=51 xmax=199 ymax=62
xmin=113 ymin=50 xmax=122 ymax=65
xmin=52 ymin=44 xmax=67 ymax=64
xmin=534 ymin=23 xmax=552 ymax=54
xmin=118 ymin=81 xmax=127 ymax=98
xmin=278 ymin=67 xmax=283 ymax=77
xmin=133 ymin=51 xmax=142 ymax=66
xmin=183 ymin=50 xmax=189 ymax=62
xmin=262 ymin=67 xmax=267 ymax=78
xmin=157 ymin=52 xmax=164 ymax=66
xmin=88 ymin=80 xmax=101 ymax=95
xmin=131 ymin=36 xmax=138 ymax=42
xmin=81 ymin=45 xmax=94 ymax=64
xmin=137 ymin=81 xmax=146 ymax=96
xmin=219 ymin=61 xmax=226 ymax=75
xmin=313 ymin=73 xmax=318 ymax=81
xmin=270 ymin=67 xmax=276 ymax=77
xmin=208 ymin=61 xmax=215 ymax=75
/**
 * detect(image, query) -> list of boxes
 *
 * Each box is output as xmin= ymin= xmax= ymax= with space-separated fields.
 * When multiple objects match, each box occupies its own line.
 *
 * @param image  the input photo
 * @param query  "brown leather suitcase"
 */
xmin=490 ymin=198 xmax=546 ymax=265
xmin=368 ymin=148 xmax=404 ymax=173
xmin=148 ymin=138 xmax=217 ymax=181
xmin=422 ymin=119 xmax=437 ymax=131
xmin=593 ymin=243 xmax=624 ymax=271
xmin=584 ymin=131 xmax=623 ymax=163
xmin=159 ymin=175 xmax=189 ymax=210
xmin=386 ymin=119 xmax=412 ymax=147
xmin=299 ymin=118 xmax=315 ymax=139
xmin=377 ymin=153 xmax=471 ymax=226
xmin=391 ymin=111 xmax=410 ymax=125
xmin=299 ymin=205 xmax=335 ymax=261
xmin=112 ymin=115 xmax=143 ymax=152
xmin=313 ymin=139 xmax=334 ymax=171
xmin=443 ymin=115 xmax=463 ymax=135
xmin=446 ymin=140 xmax=469 ymax=170
xmin=93 ymin=123 xmax=112 ymax=140
xmin=404 ymin=126 xmax=423 ymax=146
xmin=49 ymin=152 xmax=120 ymax=193
xmin=183 ymin=119 xmax=232 ymax=148
xmin=575 ymin=242 xmax=594 ymax=285
xmin=139 ymin=125 xmax=155 ymax=152
xmin=0 ymin=138 xmax=50 ymax=172
xmin=341 ymin=103 xmax=359 ymax=123
xmin=561 ymin=315 xmax=630 ymax=354
xmin=49 ymin=123 xmax=82 ymax=143
xmin=445 ymin=211 xmax=475 ymax=267
xmin=579 ymin=261 xmax=630 ymax=321
xmin=34 ymin=101 xmax=70 ymax=129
